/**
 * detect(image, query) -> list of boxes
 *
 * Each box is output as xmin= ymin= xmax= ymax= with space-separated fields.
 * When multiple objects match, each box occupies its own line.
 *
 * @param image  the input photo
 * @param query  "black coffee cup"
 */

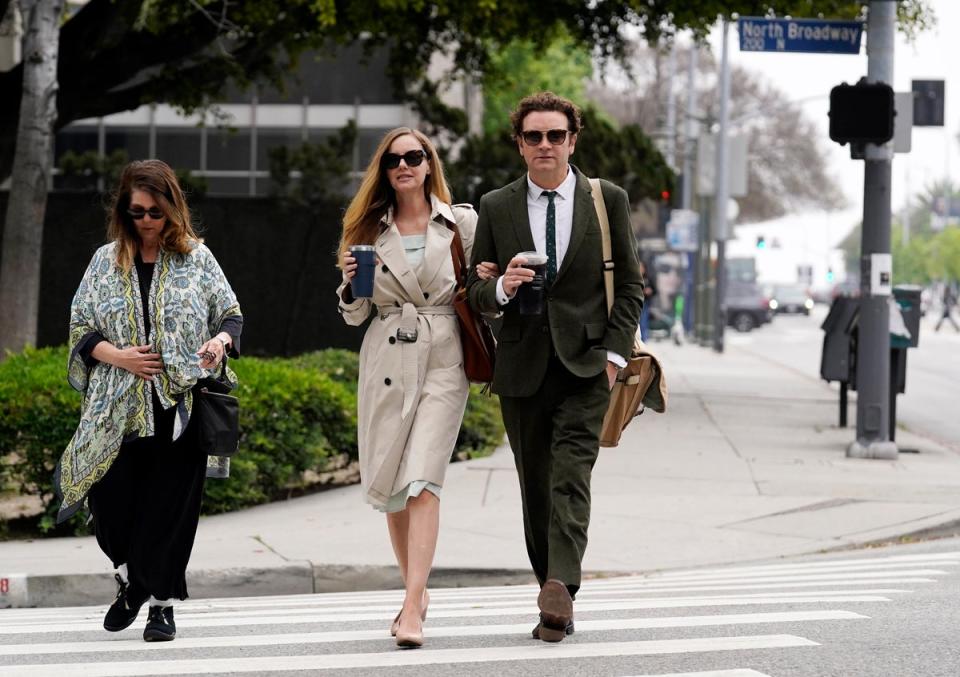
xmin=349 ymin=245 xmax=377 ymax=298
xmin=516 ymin=251 xmax=548 ymax=315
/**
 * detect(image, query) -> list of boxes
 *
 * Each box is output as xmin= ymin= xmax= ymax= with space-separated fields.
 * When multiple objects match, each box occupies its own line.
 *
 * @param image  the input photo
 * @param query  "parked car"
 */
xmin=724 ymin=281 xmax=773 ymax=332
xmin=769 ymin=284 xmax=815 ymax=315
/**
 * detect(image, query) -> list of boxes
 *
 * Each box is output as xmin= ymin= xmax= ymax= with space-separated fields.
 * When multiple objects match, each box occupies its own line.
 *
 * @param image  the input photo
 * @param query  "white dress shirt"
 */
xmin=495 ymin=169 xmax=625 ymax=368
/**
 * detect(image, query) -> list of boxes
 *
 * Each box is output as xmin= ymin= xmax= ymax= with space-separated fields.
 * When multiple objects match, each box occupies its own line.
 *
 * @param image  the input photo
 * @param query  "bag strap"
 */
xmin=589 ymin=178 xmax=614 ymax=318
xmin=448 ymin=225 xmax=467 ymax=286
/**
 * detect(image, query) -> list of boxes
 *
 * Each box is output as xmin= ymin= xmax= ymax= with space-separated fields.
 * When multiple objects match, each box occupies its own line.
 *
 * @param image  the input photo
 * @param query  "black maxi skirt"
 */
xmin=87 ymin=393 xmax=207 ymax=601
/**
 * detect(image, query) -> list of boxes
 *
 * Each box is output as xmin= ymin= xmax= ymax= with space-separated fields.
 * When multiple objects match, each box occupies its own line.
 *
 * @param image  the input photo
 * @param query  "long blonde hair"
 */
xmin=106 ymin=160 xmax=201 ymax=271
xmin=338 ymin=128 xmax=452 ymax=263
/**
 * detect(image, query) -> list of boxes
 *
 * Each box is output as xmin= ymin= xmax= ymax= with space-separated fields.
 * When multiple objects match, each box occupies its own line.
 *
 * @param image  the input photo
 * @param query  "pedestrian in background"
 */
xmin=638 ymin=259 xmax=658 ymax=342
xmin=336 ymin=127 xmax=498 ymax=648
xmin=56 ymin=159 xmax=243 ymax=642
xmin=935 ymin=282 xmax=959 ymax=332
xmin=466 ymin=92 xmax=644 ymax=642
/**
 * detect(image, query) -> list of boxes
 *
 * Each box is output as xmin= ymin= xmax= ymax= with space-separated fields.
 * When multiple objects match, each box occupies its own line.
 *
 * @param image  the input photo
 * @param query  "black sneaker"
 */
xmin=103 ymin=574 xmax=147 ymax=632
xmin=143 ymin=605 xmax=176 ymax=642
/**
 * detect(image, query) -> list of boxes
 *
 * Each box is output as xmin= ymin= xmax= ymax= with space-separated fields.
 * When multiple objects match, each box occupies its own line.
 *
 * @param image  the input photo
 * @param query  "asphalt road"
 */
xmin=1 ymin=537 xmax=959 ymax=676
xmin=723 ymin=304 xmax=960 ymax=452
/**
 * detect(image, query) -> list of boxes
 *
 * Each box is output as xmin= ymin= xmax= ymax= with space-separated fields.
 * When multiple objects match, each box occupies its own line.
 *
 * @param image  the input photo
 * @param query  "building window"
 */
xmin=156 ymin=127 xmax=202 ymax=170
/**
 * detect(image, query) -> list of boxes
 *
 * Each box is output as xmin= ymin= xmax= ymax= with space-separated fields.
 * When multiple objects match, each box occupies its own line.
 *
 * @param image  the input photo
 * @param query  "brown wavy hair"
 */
xmin=107 ymin=159 xmax=201 ymax=271
xmin=510 ymin=91 xmax=583 ymax=138
xmin=338 ymin=128 xmax=451 ymax=263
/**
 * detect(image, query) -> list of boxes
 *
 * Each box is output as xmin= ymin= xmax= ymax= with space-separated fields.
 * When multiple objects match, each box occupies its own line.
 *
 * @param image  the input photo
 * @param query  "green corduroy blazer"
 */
xmin=466 ymin=166 xmax=644 ymax=397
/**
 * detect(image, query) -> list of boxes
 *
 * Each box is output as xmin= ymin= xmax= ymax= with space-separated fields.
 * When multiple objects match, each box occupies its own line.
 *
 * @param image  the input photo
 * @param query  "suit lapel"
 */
xmin=376 ymin=224 xmax=427 ymax=305
xmin=508 ymin=177 xmax=536 ymax=254
xmin=556 ymin=169 xmax=598 ymax=284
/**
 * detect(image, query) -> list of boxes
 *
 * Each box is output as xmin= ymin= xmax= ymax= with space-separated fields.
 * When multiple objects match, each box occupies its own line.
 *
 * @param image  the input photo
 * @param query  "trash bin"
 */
xmin=892 ymin=285 xmax=922 ymax=348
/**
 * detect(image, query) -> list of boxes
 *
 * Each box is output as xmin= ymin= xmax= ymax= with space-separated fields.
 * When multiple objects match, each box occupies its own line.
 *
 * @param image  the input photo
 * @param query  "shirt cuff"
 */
xmin=496 ymin=276 xmax=512 ymax=307
xmin=606 ymin=351 xmax=627 ymax=369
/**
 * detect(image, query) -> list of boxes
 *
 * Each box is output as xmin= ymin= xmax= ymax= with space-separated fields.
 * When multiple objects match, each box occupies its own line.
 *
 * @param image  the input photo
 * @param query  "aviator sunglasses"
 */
xmin=382 ymin=149 xmax=429 ymax=170
xmin=520 ymin=129 xmax=572 ymax=146
xmin=127 ymin=207 xmax=165 ymax=220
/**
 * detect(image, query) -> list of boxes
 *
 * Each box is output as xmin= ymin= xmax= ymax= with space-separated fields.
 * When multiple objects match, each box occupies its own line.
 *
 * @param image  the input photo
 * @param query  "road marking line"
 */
xmin=620 ymin=671 xmax=773 ymax=677
xmin=0 ymin=610 xmax=866 ymax=656
xmin=0 ymin=595 xmax=891 ymax=635
xmin=0 ymin=634 xmax=819 ymax=675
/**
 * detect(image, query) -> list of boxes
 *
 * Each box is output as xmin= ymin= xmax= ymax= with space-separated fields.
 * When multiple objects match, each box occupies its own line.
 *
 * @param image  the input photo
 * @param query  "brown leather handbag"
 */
xmin=449 ymin=227 xmax=496 ymax=384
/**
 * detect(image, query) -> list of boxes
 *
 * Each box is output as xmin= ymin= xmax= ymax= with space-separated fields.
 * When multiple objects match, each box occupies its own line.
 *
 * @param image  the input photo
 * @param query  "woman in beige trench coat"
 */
xmin=336 ymin=128 xmax=498 ymax=648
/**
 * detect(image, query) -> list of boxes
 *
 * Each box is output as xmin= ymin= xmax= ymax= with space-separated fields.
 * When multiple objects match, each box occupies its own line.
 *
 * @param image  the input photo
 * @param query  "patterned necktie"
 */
xmin=543 ymin=190 xmax=558 ymax=284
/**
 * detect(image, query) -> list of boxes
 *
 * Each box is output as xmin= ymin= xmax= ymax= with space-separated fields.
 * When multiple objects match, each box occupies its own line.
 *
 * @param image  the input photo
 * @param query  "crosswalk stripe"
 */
xmin=1 ymin=634 xmax=820 ymax=675
xmin=0 ymin=594 xmax=894 ymax=635
xmin=621 ymin=671 xmax=773 ymax=677
xmin=0 ymin=610 xmax=867 ymax=656
xmin=647 ymin=553 xmax=960 ymax=580
xmin=0 ymin=575 xmax=934 ymax=626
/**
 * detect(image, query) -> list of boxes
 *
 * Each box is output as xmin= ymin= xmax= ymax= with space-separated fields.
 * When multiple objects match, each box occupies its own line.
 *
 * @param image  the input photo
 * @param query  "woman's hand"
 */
xmin=342 ymin=254 xmax=357 ymax=284
xmin=112 ymin=344 xmax=164 ymax=381
xmin=196 ymin=334 xmax=230 ymax=370
xmin=475 ymin=261 xmax=500 ymax=281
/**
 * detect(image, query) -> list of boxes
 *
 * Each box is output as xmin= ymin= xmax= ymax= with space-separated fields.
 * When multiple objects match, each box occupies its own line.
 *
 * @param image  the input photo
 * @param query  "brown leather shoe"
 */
xmin=532 ymin=615 xmax=575 ymax=639
xmin=536 ymin=579 xmax=573 ymax=642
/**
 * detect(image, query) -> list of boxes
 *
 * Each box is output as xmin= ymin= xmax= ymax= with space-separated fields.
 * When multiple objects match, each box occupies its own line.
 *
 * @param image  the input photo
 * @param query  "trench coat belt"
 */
xmin=378 ymin=303 xmax=457 ymax=418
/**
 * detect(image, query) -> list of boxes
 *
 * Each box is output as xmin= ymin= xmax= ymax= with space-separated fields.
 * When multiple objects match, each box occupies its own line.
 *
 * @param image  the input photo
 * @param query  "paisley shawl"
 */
xmin=55 ymin=241 xmax=241 ymax=522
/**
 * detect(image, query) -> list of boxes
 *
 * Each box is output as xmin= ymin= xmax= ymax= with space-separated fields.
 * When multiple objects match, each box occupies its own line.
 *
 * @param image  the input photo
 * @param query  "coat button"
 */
xmin=388 ymin=336 xmax=396 ymax=344
xmin=423 ymin=292 xmax=430 ymax=299
xmin=384 ymin=377 xmax=392 ymax=386
xmin=382 ymin=265 xmax=389 ymax=273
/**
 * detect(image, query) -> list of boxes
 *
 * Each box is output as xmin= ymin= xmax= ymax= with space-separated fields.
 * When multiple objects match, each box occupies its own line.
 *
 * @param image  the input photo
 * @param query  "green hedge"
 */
xmin=0 ymin=346 xmax=503 ymax=537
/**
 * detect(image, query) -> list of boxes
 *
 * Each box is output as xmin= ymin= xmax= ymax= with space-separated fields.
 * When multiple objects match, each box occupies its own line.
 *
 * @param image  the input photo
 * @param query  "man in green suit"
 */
xmin=466 ymin=92 xmax=643 ymax=642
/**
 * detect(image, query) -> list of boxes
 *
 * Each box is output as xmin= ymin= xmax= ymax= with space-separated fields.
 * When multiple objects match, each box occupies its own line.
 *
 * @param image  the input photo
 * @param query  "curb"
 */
xmin=0 ymin=563 xmax=539 ymax=609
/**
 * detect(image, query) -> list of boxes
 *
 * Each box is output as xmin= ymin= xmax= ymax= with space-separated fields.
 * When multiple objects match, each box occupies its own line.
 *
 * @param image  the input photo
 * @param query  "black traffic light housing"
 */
xmin=912 ymin=80 xmax=945 ymax=127
xmin=828 ymin=80 xmax=896 ymax=145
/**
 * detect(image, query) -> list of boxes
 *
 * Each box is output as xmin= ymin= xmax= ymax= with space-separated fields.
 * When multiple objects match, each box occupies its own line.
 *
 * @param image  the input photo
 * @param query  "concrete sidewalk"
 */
xmin=3 ymin=338 xmax=960 ymax=607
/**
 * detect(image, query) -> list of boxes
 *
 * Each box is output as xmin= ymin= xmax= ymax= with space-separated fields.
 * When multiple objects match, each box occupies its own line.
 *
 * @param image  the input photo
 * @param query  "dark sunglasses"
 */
xmin=127 ymin=207 xmax=165 ymax=221
xmin=382 ymin=149 xmax=429 ymax=170
xmin=520 ymin=129 xmax=572 ymax=146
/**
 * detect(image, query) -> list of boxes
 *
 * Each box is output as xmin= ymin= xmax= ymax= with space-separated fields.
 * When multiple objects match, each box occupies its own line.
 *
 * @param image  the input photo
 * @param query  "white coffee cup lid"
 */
xmin=518 ymin=251 xmax=548 ymax=265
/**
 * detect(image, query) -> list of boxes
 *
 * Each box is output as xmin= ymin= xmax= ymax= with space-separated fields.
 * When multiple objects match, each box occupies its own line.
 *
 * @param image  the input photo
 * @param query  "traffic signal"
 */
xmin=756 ymin=235 xmax=766 ymax=249
xmin=829 ymin=81 xmax=896 ymax=145
xmin=657 ymin=189 xmax=671 ymax=234
xmin=912 ymin=80 xmax=945 ymax=127
xmin=827 ymin=267 xmax=835 ymax=283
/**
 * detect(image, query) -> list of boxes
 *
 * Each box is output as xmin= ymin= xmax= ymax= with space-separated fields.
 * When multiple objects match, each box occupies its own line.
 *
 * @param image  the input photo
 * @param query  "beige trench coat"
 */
xmin=337 ymin=196 xmax=477 ymax=509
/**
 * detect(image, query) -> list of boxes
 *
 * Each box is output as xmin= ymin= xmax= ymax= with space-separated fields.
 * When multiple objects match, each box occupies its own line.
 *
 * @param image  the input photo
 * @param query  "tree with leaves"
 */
xmin=0 ymin=0 xmax=936 ymax=355
xmin=0 ymin=0 xmax=935 ymax=184
xmin=0 ymin=0 xmax=64 ymax=357
xmin=588 ymin=43 xmax=847 ymax=223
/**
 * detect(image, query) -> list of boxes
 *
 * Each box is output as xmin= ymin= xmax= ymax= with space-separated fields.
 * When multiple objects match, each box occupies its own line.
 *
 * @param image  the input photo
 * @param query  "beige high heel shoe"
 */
xmin=390 ymin=589 xmax=429 ymax=637
xmin=395 ymin=615 xmax=423 ymax=648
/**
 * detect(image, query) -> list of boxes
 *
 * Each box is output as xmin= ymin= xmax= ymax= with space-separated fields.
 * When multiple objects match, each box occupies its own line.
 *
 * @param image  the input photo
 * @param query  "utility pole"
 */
xmin=712 ymin=17 xmax=732 ymax=353
xmin=849 ymin=0 xmax=898 ymax=460
xmin=682 ymin=44 xmax=698 ymax=335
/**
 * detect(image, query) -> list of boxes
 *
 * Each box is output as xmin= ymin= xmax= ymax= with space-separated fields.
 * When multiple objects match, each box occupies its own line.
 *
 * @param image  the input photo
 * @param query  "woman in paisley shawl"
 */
xmin=55 ymin=160 xmax=242 ymax=643
xmin=337 ymin=128 xmax=499 ymax=648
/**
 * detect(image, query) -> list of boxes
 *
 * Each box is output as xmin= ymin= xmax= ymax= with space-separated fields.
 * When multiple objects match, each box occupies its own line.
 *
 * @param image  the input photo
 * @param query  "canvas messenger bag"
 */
xmin=589 ymin=178 xmax=668 ymax=447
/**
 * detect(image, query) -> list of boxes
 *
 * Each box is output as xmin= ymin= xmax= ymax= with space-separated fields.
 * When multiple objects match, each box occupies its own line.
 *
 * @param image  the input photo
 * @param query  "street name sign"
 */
xmin=738 ymin=17 xmax=863 ymax=54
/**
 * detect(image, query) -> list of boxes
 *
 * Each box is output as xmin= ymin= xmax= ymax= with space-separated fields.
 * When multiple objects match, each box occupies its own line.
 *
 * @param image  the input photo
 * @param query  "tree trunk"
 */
xmin=0 ymin=0 xmax=63 ymax=358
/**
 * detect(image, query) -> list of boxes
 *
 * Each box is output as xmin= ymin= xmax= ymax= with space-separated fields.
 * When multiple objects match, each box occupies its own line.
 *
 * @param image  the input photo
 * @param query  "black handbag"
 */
xmin=194 ymin=360 xmax=240 ymax=457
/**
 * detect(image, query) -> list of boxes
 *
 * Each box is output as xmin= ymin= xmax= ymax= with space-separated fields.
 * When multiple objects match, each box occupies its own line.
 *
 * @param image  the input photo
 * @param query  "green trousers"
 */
xmin=499 ymin=357 xmax=610 ymax=599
